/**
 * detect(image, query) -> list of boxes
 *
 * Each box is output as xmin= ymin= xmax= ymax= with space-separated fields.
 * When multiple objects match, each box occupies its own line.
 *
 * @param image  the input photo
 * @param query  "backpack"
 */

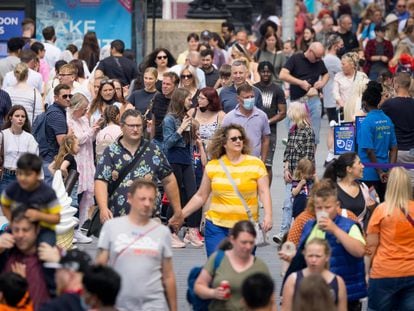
xmin=187 ymin=250 xmax=225 ymax=311
xmin=32 ymin=111 xmax=49 ymax=158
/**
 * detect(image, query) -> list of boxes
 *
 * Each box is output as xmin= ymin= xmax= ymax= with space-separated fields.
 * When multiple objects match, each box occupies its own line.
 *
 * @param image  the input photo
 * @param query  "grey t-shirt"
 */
xmin=98 ymin=217 xmax=172 ymax=311
xmin=323 ymin=54 xmax=342 ymax=109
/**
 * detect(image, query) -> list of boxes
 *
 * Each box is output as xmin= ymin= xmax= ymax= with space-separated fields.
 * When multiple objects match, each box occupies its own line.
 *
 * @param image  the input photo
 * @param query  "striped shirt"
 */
xmin=205 ymin=155 xmax=267 ymax=228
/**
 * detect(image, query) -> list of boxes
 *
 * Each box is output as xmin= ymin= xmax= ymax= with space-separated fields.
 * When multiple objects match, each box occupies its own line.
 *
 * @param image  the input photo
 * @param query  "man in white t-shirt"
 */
xmin=96 ymin=179 xmax=177 ymax=311
xmin=42 ymin=26 xmax=62 ymax=69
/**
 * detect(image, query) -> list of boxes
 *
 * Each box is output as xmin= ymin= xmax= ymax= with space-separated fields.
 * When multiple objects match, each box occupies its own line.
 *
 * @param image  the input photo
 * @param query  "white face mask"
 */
xmin=242 ymin=97 xmax=255 ymax=110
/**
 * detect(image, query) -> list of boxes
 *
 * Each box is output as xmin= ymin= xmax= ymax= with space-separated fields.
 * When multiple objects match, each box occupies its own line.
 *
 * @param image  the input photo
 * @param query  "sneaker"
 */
xmin=282 ymin=138 xmax=288 ymax=146
xmin=272 ymin=233 xmax=285 ymax=245
xmin=196 ymin=230 xmax=204 ymax=242
xmin=171 ymin=233 xmax=186 ymax=248
xmin=74 ymin=230 xmax=93 ymax=244
xmin=80 ymin=219 xmax=91 ymax=232
xmin=183 ymin=228 xmax=204 ymax=247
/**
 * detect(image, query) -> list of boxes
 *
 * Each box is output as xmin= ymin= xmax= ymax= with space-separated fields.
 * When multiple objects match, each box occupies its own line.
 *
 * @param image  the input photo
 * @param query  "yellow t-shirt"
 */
xmin=205 ymin=155 xmax=267 ymax=228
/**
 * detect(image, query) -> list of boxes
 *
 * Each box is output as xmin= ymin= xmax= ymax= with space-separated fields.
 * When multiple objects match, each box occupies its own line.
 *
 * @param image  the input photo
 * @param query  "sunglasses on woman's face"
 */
xmin=181 ymin=74 xmax=193 ymax=79
xmin=157 ymin=55 xmax=168 ymax=60
xmin=229 ymin=136 xmax=243 ymax=142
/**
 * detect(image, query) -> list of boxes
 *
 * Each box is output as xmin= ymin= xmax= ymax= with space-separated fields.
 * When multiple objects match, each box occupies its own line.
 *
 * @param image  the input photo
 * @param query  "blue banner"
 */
xmin=334 ymin=125 xmax=355 ymax=155
xmin=35 ymin=0 xmax=132 ymax=51
xmin=0 ymin=10 xmax=25 ymax=41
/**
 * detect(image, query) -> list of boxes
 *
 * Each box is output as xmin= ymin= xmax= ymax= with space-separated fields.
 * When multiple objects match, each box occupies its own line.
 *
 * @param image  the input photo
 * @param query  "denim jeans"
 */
xmin=205 ymin=220 xmax=230 ymax=258
xmin=279 ymin=183 xmax=293 ymax=235
xmin=305 ymin=96 xmax=322 ymax=145
xmin=0 ymin=171 xmax=17 ymax=195
xmin=368 ymin=276 xmax=414 ymax=311
xmin=42 ymin=162 xmax=53 ymax=186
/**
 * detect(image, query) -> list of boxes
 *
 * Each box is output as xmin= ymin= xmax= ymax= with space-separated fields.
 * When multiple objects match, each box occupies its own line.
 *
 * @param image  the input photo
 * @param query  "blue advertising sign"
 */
xmin=0 ymin=10 xmax=25 ymax=41
xmin=334 ymin=125 xmax=355 ymax=155
xmin=35 ymin=0 xmax=132 ymax=50
xmin=355 ymin=115 xmax=366 ymax=144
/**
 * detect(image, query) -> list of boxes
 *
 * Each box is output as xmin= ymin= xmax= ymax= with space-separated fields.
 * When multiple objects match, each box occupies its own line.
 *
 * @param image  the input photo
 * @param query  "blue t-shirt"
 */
xmin=357 ymin=109 xmax=397 ymax=181
xmin=45 ymin=103 xmax=67 ymax=162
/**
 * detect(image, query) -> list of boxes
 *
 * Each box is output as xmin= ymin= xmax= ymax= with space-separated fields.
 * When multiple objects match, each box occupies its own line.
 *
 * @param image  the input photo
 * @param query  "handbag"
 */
xmin=218 ymin=158 xmax=269 ymax=247
xmin=87 ymin=140 xmax=150 ymax=237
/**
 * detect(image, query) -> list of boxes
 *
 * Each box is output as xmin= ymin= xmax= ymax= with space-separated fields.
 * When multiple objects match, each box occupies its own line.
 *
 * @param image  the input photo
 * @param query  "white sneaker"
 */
xmin=74 ymin=230 xmax=93 ymax=244
xmin=171 ymin=233 xmax=186 ymax=248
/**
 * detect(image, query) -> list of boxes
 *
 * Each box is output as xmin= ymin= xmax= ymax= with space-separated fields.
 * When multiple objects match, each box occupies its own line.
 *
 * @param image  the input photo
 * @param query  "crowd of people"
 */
xmin=0 ymin=1 xmax=413 ymax=310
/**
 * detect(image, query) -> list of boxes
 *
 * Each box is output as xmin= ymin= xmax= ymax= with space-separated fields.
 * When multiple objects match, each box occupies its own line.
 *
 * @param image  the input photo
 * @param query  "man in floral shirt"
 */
xmin=95 ymin=109 xmax=183 ymax=229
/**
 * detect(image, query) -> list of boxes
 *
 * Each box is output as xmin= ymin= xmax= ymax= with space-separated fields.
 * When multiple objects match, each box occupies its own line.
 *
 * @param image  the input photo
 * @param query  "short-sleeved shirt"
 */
xmin=1 ymin=182 xmax=61 ymax=230
xmin=95 ymin=138 xmax=172 ymax=216
xmin=219 ymin=84 xmax=264 ymax=113
xmin=64 ymin=154 xmax=77 ymax=172
xmin=45 ymin=103 xmax=68 ymax=163
xmin=98 ymin=217 xmax=172 ymax=310
xmin=204 ymin=67 xmax=220 ymax=87
xmin=322 ymin=54 xmax=342 ymax=109
xmin=283 ymin=52 xmax=328 ymax=100
xmin=381 ymin=97 xmax=414 ymax=151
xmin=205 ymin=251 xmax=270 ymax=311
xmin=367 ymin=201 xmax=414 ymax=278
xmin=337 ymin=184 xmax=365 ymax=217
xmin=127 ymin=89 xmax=158 ymax=115
xmin=96 ymin=56 xmax=138 ymax=86
xmin=357 ymin=110 xmax=397 ymax=181
xmin=221 ymin=106 xmax=271 ymax=158
xmin=205 ymin=155 xmax=267 ymax=228
xmin=253 ymin=81 xmax=286 ymax=133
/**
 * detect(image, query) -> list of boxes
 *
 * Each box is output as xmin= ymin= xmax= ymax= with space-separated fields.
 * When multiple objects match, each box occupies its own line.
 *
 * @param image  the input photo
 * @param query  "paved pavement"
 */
xmin=79 ymin=116 xmax=331 ymax=310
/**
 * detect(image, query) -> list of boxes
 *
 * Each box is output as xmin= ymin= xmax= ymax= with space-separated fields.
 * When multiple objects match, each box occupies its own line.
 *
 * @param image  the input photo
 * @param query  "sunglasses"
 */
xmin=229 ymin=136 xmax=243 ymax=142
xmin=100 ymin=79 xmax=115 ymax=85
xmin=157 ymin=55 xmax=168 ymax=60
xmin=62 ymin=94 xmax=73 ymax=100
xmin=181 ymin=74 xmax=193 ymax=79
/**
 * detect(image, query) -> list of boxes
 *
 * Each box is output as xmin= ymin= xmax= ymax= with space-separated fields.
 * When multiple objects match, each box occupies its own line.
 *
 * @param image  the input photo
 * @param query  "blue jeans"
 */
xmin=42 ymin=162 xmax=53 ymax=186
xmin=205 ymin=220 xmax=229 ymax=258
xmin=279 ymin=183 xmax=293 ymax=235
xmin=0 ymin=171 xmax=17 ymax=195
xmin=305 ymin=96 xmax=322 ymax=145
xmin=368 ymin=276 xmax=414 ymax=311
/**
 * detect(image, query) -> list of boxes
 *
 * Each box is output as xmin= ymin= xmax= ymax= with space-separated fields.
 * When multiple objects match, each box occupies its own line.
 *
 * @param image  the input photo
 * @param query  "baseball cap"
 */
xmin=45 ymin=249 xmax=92 ymax=273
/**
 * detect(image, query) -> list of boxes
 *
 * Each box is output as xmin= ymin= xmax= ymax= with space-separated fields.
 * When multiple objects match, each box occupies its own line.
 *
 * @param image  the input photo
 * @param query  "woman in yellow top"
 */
xmin=181 ymin=124 xmax=272 ymax=257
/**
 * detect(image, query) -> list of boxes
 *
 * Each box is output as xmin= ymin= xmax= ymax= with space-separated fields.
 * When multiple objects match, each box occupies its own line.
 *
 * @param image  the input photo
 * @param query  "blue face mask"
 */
xmin=242 ymin=97 xmax=255 ymax=110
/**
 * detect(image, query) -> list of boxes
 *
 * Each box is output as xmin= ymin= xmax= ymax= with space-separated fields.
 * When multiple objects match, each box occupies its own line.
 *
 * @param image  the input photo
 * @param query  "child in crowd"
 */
xmin=0 ymin=272 xmax=34 ymax=311
xmin=1 ymin=153 xmax=61 ymax=246
xmin=291 ymin=158 xmax=316 ymax=218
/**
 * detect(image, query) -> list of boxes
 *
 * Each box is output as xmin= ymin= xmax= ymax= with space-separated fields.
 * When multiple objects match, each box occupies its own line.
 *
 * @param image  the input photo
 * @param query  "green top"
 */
xmin=204 ymin=251 xmax=270 ymax=311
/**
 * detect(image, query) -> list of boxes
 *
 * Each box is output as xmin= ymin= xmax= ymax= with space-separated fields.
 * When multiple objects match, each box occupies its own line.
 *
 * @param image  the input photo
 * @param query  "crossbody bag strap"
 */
xmin=108 ymin=140 xmax=149 ymax=197
xmin=32 ymin=88 xmax=36 ymax=124
xmin=218 ymin=158 xmax=254 ymax=221
xmin=112 ymin=223 xmax=160 ymax=264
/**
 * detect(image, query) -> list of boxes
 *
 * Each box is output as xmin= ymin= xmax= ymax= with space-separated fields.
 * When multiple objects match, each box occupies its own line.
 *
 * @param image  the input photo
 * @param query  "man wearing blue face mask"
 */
xmin=222 ymin=83 xmax=270 ymax=161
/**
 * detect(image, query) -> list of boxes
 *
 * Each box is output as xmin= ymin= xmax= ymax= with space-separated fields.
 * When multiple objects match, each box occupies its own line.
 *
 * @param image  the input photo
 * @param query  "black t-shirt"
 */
xmin=336 ymin=31 xmax=359 ymax=57
xmin=204 ymin=68 xmax=220 ymax=87
xmin=151 ymin=93 xmax=171 ymax=141
xmin=64 ymin=154 xmax=77 ymax=172
xmin=382 ymin=97 xmax=414 ymax=150
xmin=283 ymin=53 xmax=328 ymax=100
xmin=127 ymin=89 xmax=158 ymax=115
xmin=254 ymin=81 xmax=286 ymax=132
xmin=97 ymin=56 xmax=138 ymax=85
xmin=337 ymin=183 xmax=365 ymax=216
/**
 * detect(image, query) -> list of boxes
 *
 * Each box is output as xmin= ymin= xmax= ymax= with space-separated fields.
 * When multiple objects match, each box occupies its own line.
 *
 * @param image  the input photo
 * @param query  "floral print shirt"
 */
xmin=95 ymin=137 xmax=172 ymax=216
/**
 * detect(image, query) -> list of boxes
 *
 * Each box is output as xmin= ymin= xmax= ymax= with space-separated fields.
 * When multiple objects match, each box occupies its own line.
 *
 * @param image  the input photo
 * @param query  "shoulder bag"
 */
xmin=218 ymin=158 xmax=269 ymax=246
xmin=87 ymin=140 xmax=150 ymax=237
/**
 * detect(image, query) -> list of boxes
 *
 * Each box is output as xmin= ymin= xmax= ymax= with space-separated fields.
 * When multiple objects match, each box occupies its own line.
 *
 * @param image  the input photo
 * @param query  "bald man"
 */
xmin=279 ymin=42 xmax=329 ymax=145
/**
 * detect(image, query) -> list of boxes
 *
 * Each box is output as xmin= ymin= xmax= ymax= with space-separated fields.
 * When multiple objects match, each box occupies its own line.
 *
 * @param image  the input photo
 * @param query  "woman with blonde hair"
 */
xmin=4 ymin=62 xmax=42 ymax=125
xmin=282 ymin=238 xmax=347 ymax=311
xmin=180 ymin=124 xmax=272 ymax=256
xmin=179 ymin=65 xmax=200 ymax=105
xmin=67 ymin=93 xmax=102 ymax=243
xmin=273 ymin=102 xmax=315 ymax=244
xmin=127 ymin=67 xmax=158 ymax=114
xmin=389 ymin=41 xmax=412 ymax=73
xmin=333 ymin=52 xmax=369 ymax=123
xmin=366 ymin=166 xmax=414 ymax=311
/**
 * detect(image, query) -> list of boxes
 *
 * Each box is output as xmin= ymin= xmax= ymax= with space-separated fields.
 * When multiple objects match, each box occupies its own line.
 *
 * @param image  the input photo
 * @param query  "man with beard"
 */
xmin=200 ymin=49 xmax=219 ymax=87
